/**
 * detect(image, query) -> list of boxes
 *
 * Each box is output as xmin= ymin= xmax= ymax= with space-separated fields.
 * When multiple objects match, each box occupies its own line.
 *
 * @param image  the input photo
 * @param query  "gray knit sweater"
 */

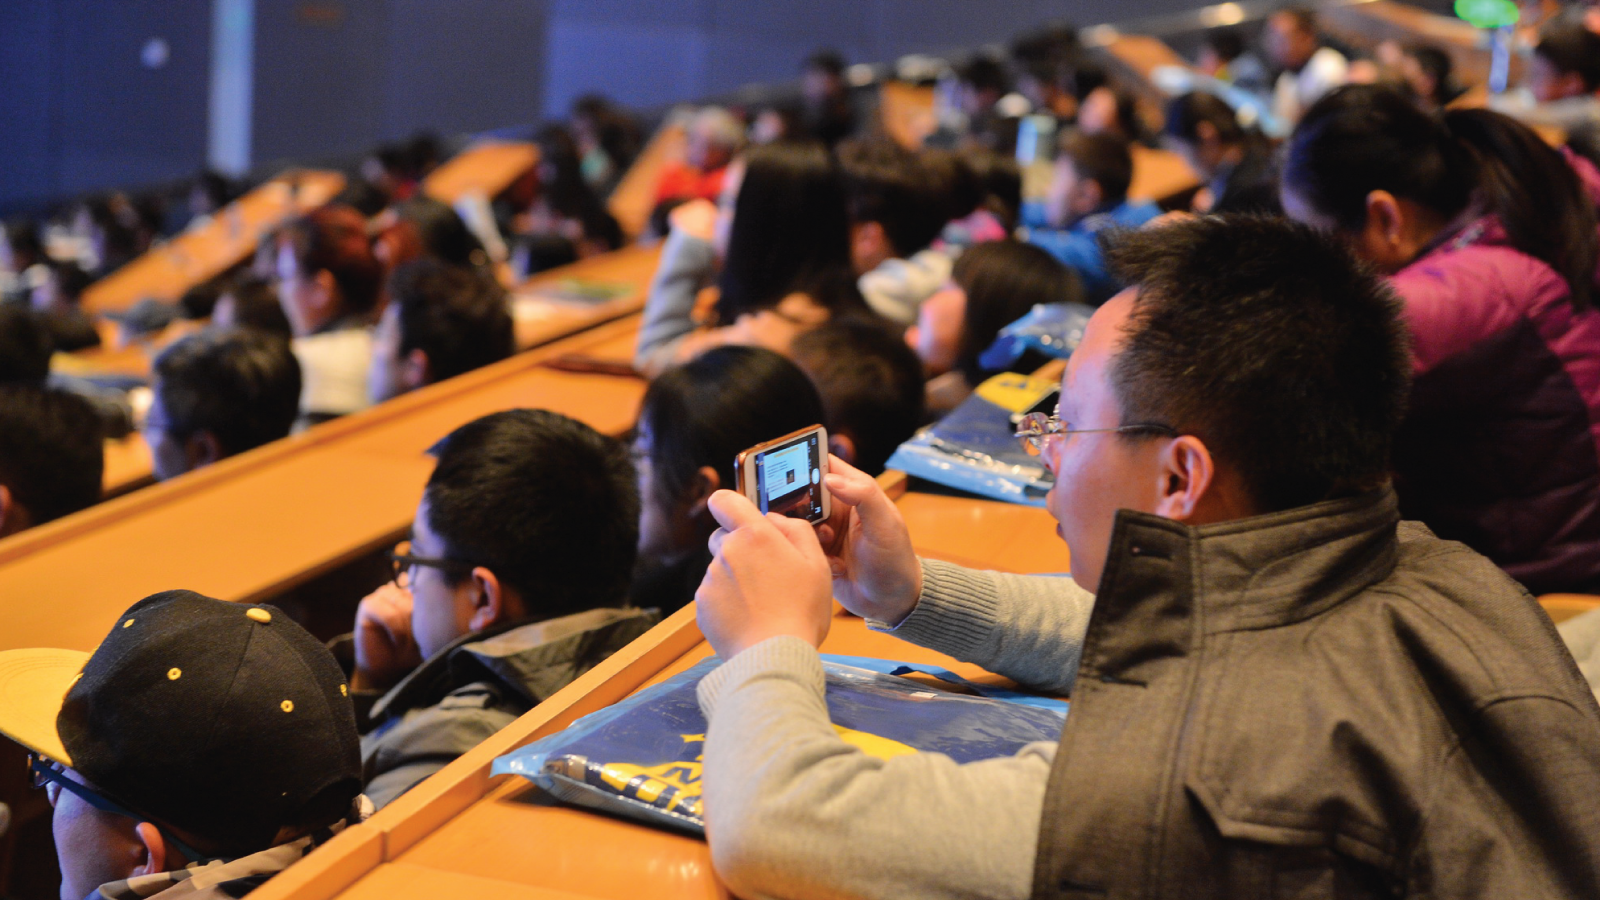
xmin=695 ymin=559 xmax=1095 ymax=900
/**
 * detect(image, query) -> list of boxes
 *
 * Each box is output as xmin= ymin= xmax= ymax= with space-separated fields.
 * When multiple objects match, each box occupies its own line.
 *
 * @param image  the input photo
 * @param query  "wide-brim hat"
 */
xmin=0 ymin=648 xmax=89 ymax=764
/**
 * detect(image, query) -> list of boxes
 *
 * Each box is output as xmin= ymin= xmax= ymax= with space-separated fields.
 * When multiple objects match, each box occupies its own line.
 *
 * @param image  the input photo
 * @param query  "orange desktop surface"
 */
xmin=254 ymin=475 xmax=1068 ymax=900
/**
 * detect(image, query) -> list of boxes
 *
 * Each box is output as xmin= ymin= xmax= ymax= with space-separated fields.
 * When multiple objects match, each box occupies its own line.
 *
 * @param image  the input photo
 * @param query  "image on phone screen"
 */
xmin=754 ymin=432 xmax=824 ymax=520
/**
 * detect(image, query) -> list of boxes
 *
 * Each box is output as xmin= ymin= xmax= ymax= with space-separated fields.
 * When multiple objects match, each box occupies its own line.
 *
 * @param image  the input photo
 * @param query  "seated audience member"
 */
xmin=144 ymin=329 xmax=301 ymax=482
xmin=838 ymin=139 xmax=956 ymax=326
xmin=275 ymin=205 xmax=383 ymax=424
xmin=1399 ymin=44 xmax=1463 ymax=110
xmin=940 ymin=55 xmax=1019 ymax=152
xmin=654 ymin=106 xmax=745 ymax=207
xmin=0 ymin=590 xmax=365 ymax=899
xmin=1076 ymin=86 xmax=1146 ymax=144
xmin=368 ymin=260 xmax=514 ymax=404
xmin=1285 ymin=85 xmax=1600 ymax=595
xmin=572 ymin=93 xmax=644 ymax=197
xmin=515 ymin=125 xmax=626 ymax=273
xmin=1265 ymin=7 xmax=1349 ymax=127
xmin=0 ymin=220 xmax=46 ymax=304
xmin=373 ymin=197 xmax=489 ymax=276
xmin=74 ymin=195 xmax=146 ymax=278
xmin=635 ymin=140 xmax=868 ymax=376
xmin=1498 ymin=13 xmax=1600 ymax=164
xmin=348 ymin=409 xmax=652 ymax=808
xmin=632 ymin=346 xmax=827 ymax=614
xmin=31 ymin=260 xmax=101 ymax=352
xmin=1011 ymin=23 xmax=1087 ymax=121
xmin=1197 ymin=27 xmax=1271 ymax=94
xmin=213 ymin=275 xmax=293 ymax=338
xmin=0 ymin=306 xmax=134 ymax=438
xmin=800 ymin=50 xmax=859 ymax=148
xmin=0 ymin=384 xmax=103 ymax=536
xmin=1163 ymin=92 xmax=1282 ymax=214
xmin=790 ymin=318 xmax=925 ymax=473
xmin=1022 ymin=131 xmax=1159 ymax=303
xmin=750 ymin=102 xmax=804 ymax=145
xmin=907 ymin=241 xmax=1084 ymax=413
xmin=689 ymin=216 xmax=1600 ymax=899
xmin=928 ymin=149 xmax=1013 ymax=250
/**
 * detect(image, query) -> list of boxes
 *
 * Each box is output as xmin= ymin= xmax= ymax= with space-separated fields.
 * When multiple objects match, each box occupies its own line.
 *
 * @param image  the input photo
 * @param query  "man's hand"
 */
xmin=668 ymin=199 xmax=718 ymax=244
xmin=814 ymin=455 xmax=923 ymax=626
xmin=351 ymin=583 xmax=421 ymax=693
xmin=696 ymin=490 xmax=834 ymax=660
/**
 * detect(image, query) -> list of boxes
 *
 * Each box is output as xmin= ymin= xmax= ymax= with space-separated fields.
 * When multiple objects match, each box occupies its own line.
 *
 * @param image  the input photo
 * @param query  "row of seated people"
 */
xmin=4 ymin=18 xmax=1600 ymax=898
xmin=6 ymin=210 xmax=1600 ymax=900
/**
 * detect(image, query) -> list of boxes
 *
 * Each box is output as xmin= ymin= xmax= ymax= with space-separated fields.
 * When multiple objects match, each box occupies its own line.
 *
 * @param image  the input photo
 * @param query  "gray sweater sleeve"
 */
xmin=697 ymin=637 xmax=1055 ymax=900
xmin=634 ymin=228 xmax=715 ymax=374
xmin=875 ymin=558 xmax=1094 ymax=695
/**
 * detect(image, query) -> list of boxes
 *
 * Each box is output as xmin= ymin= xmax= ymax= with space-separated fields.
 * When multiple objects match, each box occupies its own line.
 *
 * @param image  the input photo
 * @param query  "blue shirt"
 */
xmin=1021 ymin=199 xmax=1161 ymax=303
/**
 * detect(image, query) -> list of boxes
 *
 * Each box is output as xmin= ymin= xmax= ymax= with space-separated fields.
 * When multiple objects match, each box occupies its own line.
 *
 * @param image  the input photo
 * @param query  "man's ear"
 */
xmin=403 ymin=348 xmax=432 ymax=390
xmin=185 ymin=430 xmax=224 ymax=471
xmin=1151 ymin=435 xmax=1215 ymax=523
xmin=466 ymin=567 xmax=511 ymax=632
xmin=132 ymin=822 xmax=169 ymax=876
xmin=828 ymin=434 xmax=856 ymax=466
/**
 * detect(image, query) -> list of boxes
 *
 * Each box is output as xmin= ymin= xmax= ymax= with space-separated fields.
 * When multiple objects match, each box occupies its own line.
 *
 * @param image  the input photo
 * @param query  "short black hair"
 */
xmin=0 ymin=306 xmax=53 ymax=384
xmin=1536 ymin=14 xmax=1600 ymax=91
xmin=805 ymin=49 xmax=847 ymax=77
xmin=1164 ymin=91 xmax=1245 ymax=145
xmin=837 ymin=139 xmax=952 ymax=258
xmin=220 ymin=275 xmax=293 ymax=338
xmin=1275 ymin=6 xmax=1320 ymax=35
xmin=0 ymin=385 xmax=104 ymax=525
xmin=959 ymin=56 xmax=1010 ymax=96
xmin=389 ymin=260 xmax=515 ymax=383
xmin=791 ymin=318 xmax=925 ymax=474
xmin=950 ymin=241 xmax=1083 ymax=381
xmin=1204 ymin=28 xmax=1246 ymax=62
xmin=641 ymin=346 xmax=826 ymax=510
xmin=424 ymin=410 xmax=639 ymax=617
xmin=1105 ymin=216 xmax=1410 ymax=513
xmin=46 ymin=260 xmax=93 ymax=302
xmin=1059 ymin=130 xmax=1133 ymax=206
xmin=152 ymin=328 xmax=301 ymax=459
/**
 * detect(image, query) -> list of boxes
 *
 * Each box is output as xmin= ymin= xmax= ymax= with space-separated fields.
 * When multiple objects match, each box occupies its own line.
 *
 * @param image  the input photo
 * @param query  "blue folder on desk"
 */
xmin=886 ymin=373 xmax=1058 ymax=506
xmin=492 ymin=656 xmax=1067 ymax=835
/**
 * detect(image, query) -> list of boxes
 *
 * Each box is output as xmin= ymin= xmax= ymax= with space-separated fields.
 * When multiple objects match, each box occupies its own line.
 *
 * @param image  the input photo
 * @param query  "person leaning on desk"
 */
xmin=690 ymin=216 xmax=1600 ymax=900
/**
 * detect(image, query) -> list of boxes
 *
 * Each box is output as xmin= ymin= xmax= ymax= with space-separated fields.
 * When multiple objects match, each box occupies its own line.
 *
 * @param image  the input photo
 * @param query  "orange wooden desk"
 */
xmin=0 ymin=312 xmax=648 ymax=655
xmin=608 ymin=123 xmax=688 ymax=241
xmin=253 ymin=474 xmax=1068 ymax=900
xmin=103 ymin=435 xmax=155 ymax=498
xmin=1129 ymin=145 xmax=1200 ymax=205
xmin=81 ymin=171 xmax=345 ymax=316
xmin=421 ymin=142 xmax=539 ymax=205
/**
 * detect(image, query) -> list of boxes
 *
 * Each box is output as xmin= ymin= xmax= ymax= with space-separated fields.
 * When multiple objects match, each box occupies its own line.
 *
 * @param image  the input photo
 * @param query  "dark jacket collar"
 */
xmin=369 ymin=607 xmax=658 ymax=722
xmin=1082 ymin=489 xmax=1401 ymax=682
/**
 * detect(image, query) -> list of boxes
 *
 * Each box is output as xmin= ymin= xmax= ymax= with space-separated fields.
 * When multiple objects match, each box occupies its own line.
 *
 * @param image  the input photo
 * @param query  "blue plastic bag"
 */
xmin=492 ymin=656 xmax=1067 ymax=835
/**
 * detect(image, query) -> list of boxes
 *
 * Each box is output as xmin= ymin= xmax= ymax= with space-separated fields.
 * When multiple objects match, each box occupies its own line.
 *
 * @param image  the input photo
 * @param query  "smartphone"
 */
xmin=734 ymin=424 xmax=831 ymax=525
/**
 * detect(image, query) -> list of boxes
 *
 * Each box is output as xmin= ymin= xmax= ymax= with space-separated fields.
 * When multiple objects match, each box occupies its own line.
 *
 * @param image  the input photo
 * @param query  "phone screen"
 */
xmin=754 ymin=431 xmax=825 ymax=520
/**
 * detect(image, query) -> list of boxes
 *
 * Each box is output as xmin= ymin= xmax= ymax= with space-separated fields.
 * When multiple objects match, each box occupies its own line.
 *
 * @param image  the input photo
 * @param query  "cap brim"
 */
xmin=0 ymin=649 xmax=88 ymax=764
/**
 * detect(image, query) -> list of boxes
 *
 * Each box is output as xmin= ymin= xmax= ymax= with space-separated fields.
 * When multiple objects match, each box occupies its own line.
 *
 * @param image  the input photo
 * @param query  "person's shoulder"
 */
xmin=1111 ymin=200 xmax=1162 ymax=228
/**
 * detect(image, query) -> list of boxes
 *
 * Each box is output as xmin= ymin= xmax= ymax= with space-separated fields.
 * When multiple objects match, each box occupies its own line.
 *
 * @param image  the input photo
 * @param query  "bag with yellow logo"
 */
xmin=491 ymin=656 xmax=1067 ymax=835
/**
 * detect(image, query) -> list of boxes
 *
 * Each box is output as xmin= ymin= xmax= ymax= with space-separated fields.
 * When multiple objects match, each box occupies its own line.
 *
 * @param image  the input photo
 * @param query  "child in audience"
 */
xmin=1265 ymin=7 xmax=1349 ymax=127
xmin=838 ymin=139 xmax=957 ymax=326
xmin=347 ymin=409 xmax=652 ymax=808
xmin=1022 ymin=131 xmax=1159 ymax=303
xmin=367 ymin=260 xmax=514 ymax=404
xmin=30 ymin=260 xmax=100 ymax=352
xmin=1163 ymin=92 xmax=1281 ymax=214
xmin=635 ymin=140 xmax=868 ymax=376
xmin=790 ymin=318 xmax=925 ymax=474
xmin=906 ymin=241 xmax=1084 ymax=413
xmin=630 ymin=346 xmax=826 ymax=613
xmin=0 ymin=384 xmax=103 ymax=537
xmin=144 ymin=329 xmax=302 ymax=481
xmin=275 ymin=205 xmax=383 ymax=424
xmin=1285 ymin=84 xmax=1600 ymax=595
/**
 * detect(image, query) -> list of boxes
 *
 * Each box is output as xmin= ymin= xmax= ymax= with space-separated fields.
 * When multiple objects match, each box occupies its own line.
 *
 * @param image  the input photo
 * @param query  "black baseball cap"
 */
xmin=0 ymin=591 xmax=362 ymax=856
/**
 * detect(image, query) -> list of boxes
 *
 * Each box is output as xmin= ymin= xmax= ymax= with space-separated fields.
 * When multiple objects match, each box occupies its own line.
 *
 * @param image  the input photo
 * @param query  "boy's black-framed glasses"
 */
xmin=28 ymin=753 xmax=215 ymax=864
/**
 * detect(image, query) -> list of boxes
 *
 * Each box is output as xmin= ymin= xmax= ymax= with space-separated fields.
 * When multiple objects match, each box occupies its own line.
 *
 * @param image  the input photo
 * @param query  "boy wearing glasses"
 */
xmin=345 ymin=409 xmax=654 ymax=809
xmin=0 ymin=590 xmax=365 ymax=900
xmin=688 ymin=217 xmax=1600 ymax=899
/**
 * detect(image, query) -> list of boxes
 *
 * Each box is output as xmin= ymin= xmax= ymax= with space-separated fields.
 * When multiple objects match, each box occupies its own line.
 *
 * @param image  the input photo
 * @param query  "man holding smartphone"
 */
xmin=691 ymin=216 xmax=1600 ymax=899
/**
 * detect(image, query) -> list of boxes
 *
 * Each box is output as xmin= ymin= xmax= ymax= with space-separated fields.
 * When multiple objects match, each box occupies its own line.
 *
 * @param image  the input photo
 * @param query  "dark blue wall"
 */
xmin=0 ymin=0 xmax=1203 ymax=214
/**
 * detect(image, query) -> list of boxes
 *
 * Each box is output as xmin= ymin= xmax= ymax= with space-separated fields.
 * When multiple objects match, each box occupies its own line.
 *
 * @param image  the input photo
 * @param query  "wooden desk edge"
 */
xmin=252 ymin=603 xmax=706 ymax=900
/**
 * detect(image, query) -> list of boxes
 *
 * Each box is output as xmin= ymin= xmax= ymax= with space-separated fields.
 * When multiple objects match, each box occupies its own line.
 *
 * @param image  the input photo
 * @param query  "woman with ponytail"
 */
xmin=1284 ymin=83 xmax=1600 ymax=595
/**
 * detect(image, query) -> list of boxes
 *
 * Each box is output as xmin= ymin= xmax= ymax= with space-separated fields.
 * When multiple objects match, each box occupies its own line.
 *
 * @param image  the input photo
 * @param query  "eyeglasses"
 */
xmin=386 ymin=540 xmax=475 ymax=586
xmin=1014 ymin=411 xmax=1179 ymax=456
xmin=28 ymin=754 xmax=215 ymax=864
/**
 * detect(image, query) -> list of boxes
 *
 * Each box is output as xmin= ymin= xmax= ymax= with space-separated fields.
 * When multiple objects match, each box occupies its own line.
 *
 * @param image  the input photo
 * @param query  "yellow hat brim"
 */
xmin=0 ymin=649 xmax=88 ymax=765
